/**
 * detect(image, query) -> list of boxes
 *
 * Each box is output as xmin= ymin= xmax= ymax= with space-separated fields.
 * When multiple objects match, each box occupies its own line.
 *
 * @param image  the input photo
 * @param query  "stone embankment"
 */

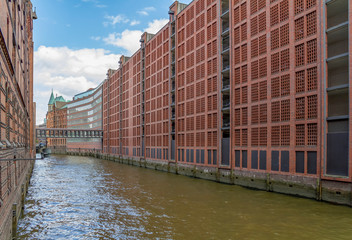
xmin=0 ymin=149 xmax=35 ymax=240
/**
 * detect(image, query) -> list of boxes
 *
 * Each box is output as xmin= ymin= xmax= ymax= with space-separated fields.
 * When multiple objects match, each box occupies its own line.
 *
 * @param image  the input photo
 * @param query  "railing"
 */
xmin=36 ymin=128 xmax=103 ymax=139
xmin=49 ymin=147 xmax=103 ymax=155
xmin=221 ymin=2 xmax=229 ymax=14
xmin=67 ymin=148 xmax=102 ymax=154
xmin=222 ymin=37 xmax=230 ymax=52
xmin=223 ymin=100 xmax=230 ymax=108
xmin=222 ymin=21 xmax=229 ymax=34
xmin=222 ymin=121 xmax=230 ymax=128
xmin=222 ymin=79 xmax=230 ymax=90
xmin=222 ymin=62 xmax=230 ymax=71
xmin=171 ymin=66 xmax=176 ymax=78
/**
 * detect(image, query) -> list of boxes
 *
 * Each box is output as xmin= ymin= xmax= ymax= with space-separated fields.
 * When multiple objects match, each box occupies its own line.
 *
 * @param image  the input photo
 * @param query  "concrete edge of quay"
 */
xmin=54 ymin=149 xmax=352 ymax=207
xmin=0 ymin=153 xmax=35 ymax=240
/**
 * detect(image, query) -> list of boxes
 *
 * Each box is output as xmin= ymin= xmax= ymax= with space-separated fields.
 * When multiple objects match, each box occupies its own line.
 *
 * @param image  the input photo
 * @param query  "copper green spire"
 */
xmin=48 ymin=89 xmax=55 ymax=105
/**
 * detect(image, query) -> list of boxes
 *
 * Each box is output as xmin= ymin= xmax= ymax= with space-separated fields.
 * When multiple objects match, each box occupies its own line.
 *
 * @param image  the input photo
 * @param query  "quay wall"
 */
xmin=53 ymin=148 xmax=352 ymax=207
xmin=0 ymin=149 xmax=35 ymax=240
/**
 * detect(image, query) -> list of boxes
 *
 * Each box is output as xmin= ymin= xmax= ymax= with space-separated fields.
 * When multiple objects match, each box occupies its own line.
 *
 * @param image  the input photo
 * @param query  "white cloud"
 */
xmin=80 ymin=0 xmax=107 ymax=9
xmin=103 ymin=30 xmax=143 ymax=55
xmin=91 ymin=36 xmax=101 ymax=41
xmin=104 ymin=15 xmax=129 ymax=27
xmin=144 ymin=7 xmax=156 ymax=11
xmin=130 ymin=20 xmax=140 ymax=26
xmin=103 ymin=18 xmax=168 ymax=55
xmin=137 ymin=6 xmax=156 ymax=16
xmin=145 ymin=19 xmax=169 ymax=34
xmin=34 ymin=46 xmax=120 ymax=124
xmin=137 ymin=11 xmax=148 ymax=16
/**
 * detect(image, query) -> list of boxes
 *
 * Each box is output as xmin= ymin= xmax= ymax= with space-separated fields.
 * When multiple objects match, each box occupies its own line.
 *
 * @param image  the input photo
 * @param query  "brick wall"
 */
xmin=102 ymin=0 xmax=351 ymax=183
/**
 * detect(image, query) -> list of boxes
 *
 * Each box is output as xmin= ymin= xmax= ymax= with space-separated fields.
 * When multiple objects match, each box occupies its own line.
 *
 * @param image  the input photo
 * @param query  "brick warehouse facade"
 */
xmin=102 ymin=0 xmax=352 ymax=204
xmin=0 ymin=0 xmax=36 ymax=239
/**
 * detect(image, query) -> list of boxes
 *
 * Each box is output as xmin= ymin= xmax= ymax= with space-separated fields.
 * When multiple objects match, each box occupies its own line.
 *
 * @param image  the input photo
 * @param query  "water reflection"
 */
xmin=17 ymin=155 xmax=352 ymax=240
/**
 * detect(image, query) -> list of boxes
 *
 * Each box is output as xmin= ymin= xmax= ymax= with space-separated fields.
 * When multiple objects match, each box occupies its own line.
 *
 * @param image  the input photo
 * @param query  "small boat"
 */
xmin=42 ymin=148 xmax=51 ymax=158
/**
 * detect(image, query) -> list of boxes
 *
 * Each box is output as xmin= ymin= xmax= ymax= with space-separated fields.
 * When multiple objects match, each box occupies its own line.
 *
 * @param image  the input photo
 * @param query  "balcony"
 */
xmin=328 ymin=87 xmax=349 ymax=118
xmin=171 ymin=53 xmax=176 ymax=64
xmin=222 ymin=56 xmax=230 ymax=73
xmin=222 ymin=77 xmax=230 ymax=93
xmin=222 ymin=97 xmax=230 ymax=112
xmin=222 ymin=19 xmax=230 ymax=36
xmin=171 ymin=123 xmax=176 ymax=134
xmin=222 ymin=118 xmax=230 ymax=130
xmin=327 ymin=54 xmax=349 ymax=88
xmin=221 ymin=0 xmax=229 ymax=15
xmin=326 ymin=0 xmax=348 ymax=29
xmin=222 ymin=36 xmax=230 ymax=54
xmin=171 ymin=24 xmax=176 ymax=36
xmin=171 ymin=39 xmax=176 ymax=50
xmin=222 ymin=65 xmax=230 ymax=74
xmin=221 ymin=8 xmax=229 ymax=18
xmin=171 ymin=81 xmax=176 ymax=92
xmin=327 ymin=24 xmax=348 ymax=60
xmin=171 ymin=66 xmax=176 ymax=78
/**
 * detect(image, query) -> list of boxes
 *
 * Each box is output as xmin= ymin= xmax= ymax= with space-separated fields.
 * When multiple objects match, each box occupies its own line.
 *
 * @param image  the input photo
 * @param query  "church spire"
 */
xmin=48 ymin=89 xmax=55 ymax=105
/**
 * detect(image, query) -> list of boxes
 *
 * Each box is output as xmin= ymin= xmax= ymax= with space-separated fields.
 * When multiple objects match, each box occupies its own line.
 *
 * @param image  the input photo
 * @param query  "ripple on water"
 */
xmin=17 ymin=155 xmax=352 ymax=240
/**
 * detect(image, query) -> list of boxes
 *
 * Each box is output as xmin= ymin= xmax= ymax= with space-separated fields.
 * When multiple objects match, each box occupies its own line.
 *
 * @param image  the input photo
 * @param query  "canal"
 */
xmin=17 ymin=155 xmax=352 ymax=240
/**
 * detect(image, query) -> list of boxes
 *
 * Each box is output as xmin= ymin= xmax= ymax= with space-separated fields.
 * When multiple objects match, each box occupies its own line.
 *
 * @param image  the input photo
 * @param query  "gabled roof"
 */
xmin=55 ymin=101 xmax=67 ymax=109
xmin=55 ymin=96 xmax=65 ymax=102
xmin=48 ymin=89 xmax=67 ymax=107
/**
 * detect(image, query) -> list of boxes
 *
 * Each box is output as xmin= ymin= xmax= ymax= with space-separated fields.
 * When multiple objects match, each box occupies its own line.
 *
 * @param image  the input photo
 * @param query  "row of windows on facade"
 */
xmin=106 ymin=144 xmax=318 ymax=175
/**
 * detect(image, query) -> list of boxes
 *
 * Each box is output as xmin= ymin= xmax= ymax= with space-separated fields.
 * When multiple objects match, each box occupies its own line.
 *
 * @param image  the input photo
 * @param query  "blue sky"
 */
xmin=32 ymin=0 xmax=192 ymax=124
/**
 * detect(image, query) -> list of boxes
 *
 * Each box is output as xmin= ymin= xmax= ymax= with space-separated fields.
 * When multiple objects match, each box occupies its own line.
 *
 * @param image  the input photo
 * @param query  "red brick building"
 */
xmin=46 ymin=91 xmax=67 ymax=148
xmin=0 ymin=0 xmax=36 ymax=238
xmin=103 ymin=0 xmax=351 ymax=187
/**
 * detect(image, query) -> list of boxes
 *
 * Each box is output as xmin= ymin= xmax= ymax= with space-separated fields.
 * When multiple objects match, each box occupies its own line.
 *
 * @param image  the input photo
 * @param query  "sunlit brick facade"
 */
xmin=144 ymin=26 xmax=171 ymax=160
xmin=230 ymin=0 xmax=321 ymax=175
xmin=46 ymin=92 xmax=67 ymax=148
xmin=103 ymin=0 xmax=352 ymax=185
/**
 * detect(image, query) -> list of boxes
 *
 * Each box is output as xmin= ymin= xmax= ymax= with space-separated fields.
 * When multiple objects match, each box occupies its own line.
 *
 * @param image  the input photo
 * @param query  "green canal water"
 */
xmin=17 ymin=155 xmax=352 ymax=239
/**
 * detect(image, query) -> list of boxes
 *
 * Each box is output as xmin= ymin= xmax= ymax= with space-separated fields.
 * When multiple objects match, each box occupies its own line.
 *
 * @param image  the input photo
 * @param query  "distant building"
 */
xmin=66 ymin=84 xmax=103 ymax=150
xmin=37 ymin=119 xmax=47 ymax=128
xmin=46 ymin=90 xmax=68 ymax=148
xmin=36 ymin=119 xmax=46 ymax=145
